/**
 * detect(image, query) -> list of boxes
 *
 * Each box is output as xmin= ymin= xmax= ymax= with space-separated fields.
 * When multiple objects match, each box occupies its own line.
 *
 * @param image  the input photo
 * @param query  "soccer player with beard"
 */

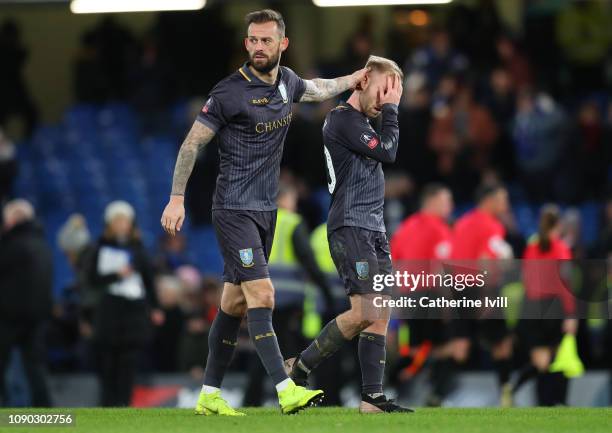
xmin=160 ymin=9 xmax=367 ymax=416
xmin=286 ymin=56 xmax=413 ymax=413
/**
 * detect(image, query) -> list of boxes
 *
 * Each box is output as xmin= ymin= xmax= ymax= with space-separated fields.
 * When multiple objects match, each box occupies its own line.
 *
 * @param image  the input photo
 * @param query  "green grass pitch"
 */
xmin=1 ymin=407 xmax=610 ymax=433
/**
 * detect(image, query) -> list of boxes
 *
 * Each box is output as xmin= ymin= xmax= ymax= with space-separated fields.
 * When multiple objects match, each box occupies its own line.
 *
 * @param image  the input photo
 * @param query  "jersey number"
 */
xmin=324 ymin=145 xmax=336 ymax=194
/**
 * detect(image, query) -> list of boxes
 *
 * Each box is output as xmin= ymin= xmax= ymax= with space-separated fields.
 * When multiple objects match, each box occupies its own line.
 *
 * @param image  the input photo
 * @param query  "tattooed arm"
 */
xmin=300 ymin=67 xmax=368 ymax=103
xmin=161 ymin=121 xmax=216 ymax=235
xmin=170 ymin=121 xmax=216 ymax=196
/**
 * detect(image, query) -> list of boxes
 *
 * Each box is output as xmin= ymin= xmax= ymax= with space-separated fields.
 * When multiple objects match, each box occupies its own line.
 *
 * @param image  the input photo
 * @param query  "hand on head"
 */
xmin=353 ymin=67 xmax=370 ymax=91
xmin=378 ymin=74 xmax=403 ymax=107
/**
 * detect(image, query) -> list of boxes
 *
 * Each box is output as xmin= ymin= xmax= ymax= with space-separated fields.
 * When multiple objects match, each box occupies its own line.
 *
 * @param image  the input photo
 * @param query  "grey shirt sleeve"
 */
xmin=333 ymin=103 xmax=399 ymax=163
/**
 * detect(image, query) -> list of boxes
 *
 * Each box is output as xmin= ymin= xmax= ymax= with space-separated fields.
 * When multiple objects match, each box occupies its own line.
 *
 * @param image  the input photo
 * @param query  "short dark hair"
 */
xmin=475 ymin=183 xmax=505 ymax=204
xmin=420 ymin=183 xmax=448 ymax=207
xmin=245 ymin=9 xmax=285 ymax=37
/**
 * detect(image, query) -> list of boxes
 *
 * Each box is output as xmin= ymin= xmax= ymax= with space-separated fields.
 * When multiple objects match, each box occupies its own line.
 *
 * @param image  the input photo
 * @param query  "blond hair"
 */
xmin=365 ymin=55 xmax=404 ymax=80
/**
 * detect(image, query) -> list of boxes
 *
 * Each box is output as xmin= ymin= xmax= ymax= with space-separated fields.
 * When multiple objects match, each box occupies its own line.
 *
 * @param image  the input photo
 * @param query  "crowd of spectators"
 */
xmin=0 ymin=3 xmax=610 ymax=206
xmin=48 ymin=208 xmax=229 ymax=378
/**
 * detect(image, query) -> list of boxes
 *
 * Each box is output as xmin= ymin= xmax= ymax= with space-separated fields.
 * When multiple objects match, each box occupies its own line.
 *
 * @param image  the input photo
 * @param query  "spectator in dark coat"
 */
xmin=512 ymin=91 xmax=568 ymax=202
xmin=83 ymin=201 xmax=162 ymax=407
xmin=0 ymin=20 xmax=38 ymax=137
xmin=0 ymin=199 xmax=52 ymax=407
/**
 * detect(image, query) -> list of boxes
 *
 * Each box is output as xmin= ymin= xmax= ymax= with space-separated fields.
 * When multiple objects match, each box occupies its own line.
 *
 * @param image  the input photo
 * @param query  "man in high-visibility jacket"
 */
xmin=243 ymin=182 xmax=334 ymax=406
xmin=310 ymin=223 xmax=349 ymax=312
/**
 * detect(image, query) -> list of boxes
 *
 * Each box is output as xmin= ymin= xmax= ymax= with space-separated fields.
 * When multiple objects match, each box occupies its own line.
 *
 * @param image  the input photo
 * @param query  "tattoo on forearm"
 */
xmin=170 ymin=122 xmax=215 ymax=196
xmin=300 ymin=76 xmax=353 ymax=102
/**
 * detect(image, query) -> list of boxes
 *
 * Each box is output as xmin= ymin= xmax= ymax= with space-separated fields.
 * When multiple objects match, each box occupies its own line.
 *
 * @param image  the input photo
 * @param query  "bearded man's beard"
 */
xmin=250 ymin=50 xmax=281 ymax=74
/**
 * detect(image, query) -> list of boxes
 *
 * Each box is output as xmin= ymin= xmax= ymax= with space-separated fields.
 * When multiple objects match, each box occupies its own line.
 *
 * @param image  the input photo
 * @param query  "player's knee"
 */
xmin=353 ymin=316 xmax=375 ymax=332
xmin=369 ymin=320 xmax=389 ymax=335
xmin=247 ymin=291 xmax=274 ymax=309
xmin=222 ymin=297 xmax=247 ymax=317
xmin=345 ymin=307 xmax=374 ymax=331
xmin=248 ymin=290 xmax=274 ymax=309
xmin=342 ymin=306 xmax=371 ymax=332
xmin=242 ymin=279 xmax=275 ymax=309
xmin=257 ymin=293 xmax=275 ymax=309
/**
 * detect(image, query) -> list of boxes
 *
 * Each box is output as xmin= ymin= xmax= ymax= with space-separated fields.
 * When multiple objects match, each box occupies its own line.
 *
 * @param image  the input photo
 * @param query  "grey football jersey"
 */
xmin=197 ymin=63 xmax=306 ymax=211
xmin=323 ymin=102 xmax=399 ymax=233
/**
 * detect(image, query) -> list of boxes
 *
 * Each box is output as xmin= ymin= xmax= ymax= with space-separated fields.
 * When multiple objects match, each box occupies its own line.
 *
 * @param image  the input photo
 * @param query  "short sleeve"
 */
xmin=196 ymin=83 xmax=234 ymax=132
xmin=485 ymin=234 xmax=513 ymax=259
xmin=282 ymin=67 xmax=306 ymax=103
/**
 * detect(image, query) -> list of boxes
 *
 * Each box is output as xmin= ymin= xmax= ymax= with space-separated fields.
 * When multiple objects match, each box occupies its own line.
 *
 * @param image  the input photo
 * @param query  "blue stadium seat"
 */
xmin=452 ymin=203 xmax=473 ymax=220
xmin=514 ymin=203 xmax=537 ymax=238
xmin=98 ymin=103 xmax=137 ymax=131
xmin=184 ymin=225 xmax=223 ymax=275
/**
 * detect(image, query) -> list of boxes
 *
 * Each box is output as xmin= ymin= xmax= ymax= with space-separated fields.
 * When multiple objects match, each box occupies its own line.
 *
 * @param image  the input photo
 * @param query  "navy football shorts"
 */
xmin=212 ymin=209 xmax=277 ymax=285
xmin=328 ymin=226 xmax=393 ymax=296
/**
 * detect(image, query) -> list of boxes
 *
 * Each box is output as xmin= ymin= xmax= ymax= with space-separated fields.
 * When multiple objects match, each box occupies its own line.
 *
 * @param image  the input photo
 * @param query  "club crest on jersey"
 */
xmin=239 ymin=248 xmax=254 ymax=267
xmin=360 ymin=132 xmax=379 ymax=149
xmin=202 ymin=97 xmax=213 ymax=114
xmin=356 ymin=261 xmax=369 ymax=280
xmin=278 ymin=82 xmax=288 ymax=103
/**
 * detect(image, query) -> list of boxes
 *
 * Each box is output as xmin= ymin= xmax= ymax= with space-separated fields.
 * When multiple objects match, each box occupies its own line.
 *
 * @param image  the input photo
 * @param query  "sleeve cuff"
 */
xmin=293 ymin=79 xmax=307 ymax=103
xmin=382 ymin=103 xmax=399 ymax=114
xmin=196 ymin=115 xmax=220 ymax=133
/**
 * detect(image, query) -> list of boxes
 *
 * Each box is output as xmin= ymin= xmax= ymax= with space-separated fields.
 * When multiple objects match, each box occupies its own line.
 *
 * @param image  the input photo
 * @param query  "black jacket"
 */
xmin=0 ymin=220 xmax=53 ymax=322
xmin=83 ymin=235 xmax=157 ymax=345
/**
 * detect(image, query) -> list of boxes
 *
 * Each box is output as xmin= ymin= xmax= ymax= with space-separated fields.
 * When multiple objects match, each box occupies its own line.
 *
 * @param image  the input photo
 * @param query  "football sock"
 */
xmin=247 ymin=308 xmax=289 ymax=385
xmin=203 ymin=309 xmax=242 ymax=388
xmin=358 ymin=332 xmax=386 ymax=395
xmin=275 ymin=378 xmax=292 ymax=392
xmin=299 ymin=319 xmax=348 ymax=372
xmin=201 ymin=385 xmax=220 ymax=395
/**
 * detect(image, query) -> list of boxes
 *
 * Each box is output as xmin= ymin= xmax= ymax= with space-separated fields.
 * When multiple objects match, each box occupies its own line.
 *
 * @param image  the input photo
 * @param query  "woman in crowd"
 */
xmin=84 ymin=201 xmax=162 ymax=407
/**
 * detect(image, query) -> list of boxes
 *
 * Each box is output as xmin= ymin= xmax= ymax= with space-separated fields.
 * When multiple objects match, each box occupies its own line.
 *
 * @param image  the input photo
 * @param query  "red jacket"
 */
xmin=390 ymin=212 xmax=451 ymax=292
xmin=522 ymin=236 xmax=575 ymax=315
xmin=451 ymin=209 xmax=508 ymax=259
xmin=391 ymin=212 xmax=452 ymax=260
